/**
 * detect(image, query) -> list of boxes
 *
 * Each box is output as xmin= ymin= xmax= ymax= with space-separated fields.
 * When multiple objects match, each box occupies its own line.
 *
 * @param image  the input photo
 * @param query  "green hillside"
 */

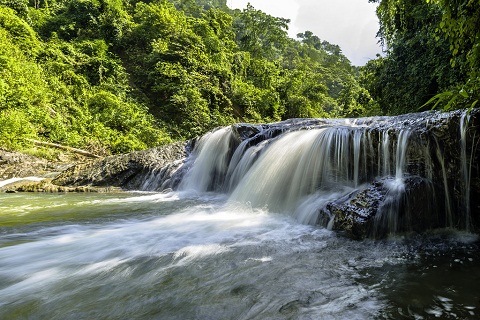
xmin=0 ymin=0 xmax=477 ymax=156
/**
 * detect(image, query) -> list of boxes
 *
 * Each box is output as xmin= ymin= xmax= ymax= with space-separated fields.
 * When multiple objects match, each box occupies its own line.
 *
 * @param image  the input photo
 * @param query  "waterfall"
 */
xmin=353 ymin=129 xmax=363 ymax=187
xmin=380 ymin=130 xmax=391 ymax=176
xmin=224 ymin=124 xmax=386 ymax=226
xmin=395 ymin=130 xmax=410 ymax=180
xmin=224 ymin=139 xmax=269 ymax=192
xmin=435 ymin=139 xmax=453 ymax=227
xmin=373 ymin=130 xmax=411 ymax=235
xmin=179 ymin=127 xmax=235 ymax=192
xmin=460 ymin=111 xmax=475 ymax=231
xmin=228 ymin=127 xmax=361 ymax=215
xmin=171 ymin=109 xmax=479 ymax=238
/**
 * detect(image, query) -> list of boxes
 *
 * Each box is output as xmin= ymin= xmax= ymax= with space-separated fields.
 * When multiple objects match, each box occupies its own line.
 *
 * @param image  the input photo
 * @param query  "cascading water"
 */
xmin=0 ymin=109 xmax=479 ymax=320
xmin=228 ymin=127 xmax=360 ymax=219
xmin=374 ymin=130 xmax=411 ymax=234
xmin=460 ymin=112 xmax=474 ymax=231
xmin=436 ymin=140 xmax=453 ymax=227
xmin=177 ymin=109 xmax=479 ymax=237
xmin=380 ymin=130 xmax=391 ymax=176
xmin=179 ymin=127 xmax=235 ymax=192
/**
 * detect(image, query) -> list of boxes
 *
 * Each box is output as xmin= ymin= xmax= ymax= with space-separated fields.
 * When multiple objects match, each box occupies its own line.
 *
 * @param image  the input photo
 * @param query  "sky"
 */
xmin=227 ymin=0 xmax=382 ymax=66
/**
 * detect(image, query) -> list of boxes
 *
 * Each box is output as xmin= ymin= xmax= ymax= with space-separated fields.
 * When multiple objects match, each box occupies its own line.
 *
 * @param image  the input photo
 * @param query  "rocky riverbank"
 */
xmin=0 ymin=151 xmax=93 ymax=192
xmin=0 ymin=141 xmax=192 ymax=193
xmin=0 ymin=149 xmax=72 ymax=180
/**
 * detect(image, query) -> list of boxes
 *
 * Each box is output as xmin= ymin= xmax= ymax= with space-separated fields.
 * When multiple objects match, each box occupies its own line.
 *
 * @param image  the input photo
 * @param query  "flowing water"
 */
xmin=0 ymin=192 xmax=479 ymax=319
xmin=1 ymin=110 xmax=479 ymax=319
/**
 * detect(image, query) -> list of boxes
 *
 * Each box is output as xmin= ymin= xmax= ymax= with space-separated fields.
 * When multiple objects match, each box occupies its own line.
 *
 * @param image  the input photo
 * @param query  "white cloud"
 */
xmin=228 ymin=0 xmax=382 ymax=65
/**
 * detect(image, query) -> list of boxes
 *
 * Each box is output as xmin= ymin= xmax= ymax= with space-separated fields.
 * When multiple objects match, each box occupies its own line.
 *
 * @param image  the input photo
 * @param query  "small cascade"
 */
xmin=380 ymin=130 xmax=391 ymax=176
xmin=435 ymin=139 xmax=453 ymax=227
xmin=395 ymin=130 xmax=410 ymax=180
xmin=460 ymin=111 xmax=473 ymax=231
xmin=179 ymin=127 xmax=235 ymax=192
xmin=224 ymin=139 xmax=269 ymax=192
xmin=172 ymin=109 xmax=479 ymax=238
xmin=353 ymin=130 xmax=363 ymax=187
xmin=229 ymin=129 xmax=329 ymax=213
xmin=229 ymin=127 xmax=365 ymax=215
xmin=374 ymin=130 xmax=411 ymax=235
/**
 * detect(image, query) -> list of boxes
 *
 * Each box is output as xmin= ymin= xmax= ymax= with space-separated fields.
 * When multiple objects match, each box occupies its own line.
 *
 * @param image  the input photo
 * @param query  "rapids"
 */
xmin=174 ymin=109 xmax=479 ymax=237
xmin=1 ymin=109 xmax=479 ymax=318
xmin=0 ymin=193 xmax=478 ymax=319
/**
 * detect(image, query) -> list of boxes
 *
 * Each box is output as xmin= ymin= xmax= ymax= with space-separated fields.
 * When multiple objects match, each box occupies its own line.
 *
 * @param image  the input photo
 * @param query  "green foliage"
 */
xmin=423 ymin=0 xmax=480 ymax=111
xmin=0 ymin=0 xmax=29 ymax=20
xmin=0 ymin=6 xmax=39 ymax=53
xmin=368 ymin=0 xmax=479 ymax=113
xmin=233 ymin=4 xmax=290 ymax=60
xmin=422 ymin=77 xmax=480 ymax=112
xmin=0 ymin=4 xmax=169 ymax=155
xmin=0 ymin=109 xmax=36 ymax=149
xmin=37 ymin=0 xmax=132 ymax=44
xmin=1 ymin=0 xmax=376 ymax=156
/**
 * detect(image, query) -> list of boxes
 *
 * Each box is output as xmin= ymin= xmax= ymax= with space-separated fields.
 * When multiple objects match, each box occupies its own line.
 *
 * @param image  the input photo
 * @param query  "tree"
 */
xmin=0 ymin=0 xmax=373 ymax=155
xmin=368 ymin=0 xmax=479 ymax=112
xmin=233 ymin=4 xmax=290 ymax=60
xmin=424 ymin=0 xmax=480 ymax=110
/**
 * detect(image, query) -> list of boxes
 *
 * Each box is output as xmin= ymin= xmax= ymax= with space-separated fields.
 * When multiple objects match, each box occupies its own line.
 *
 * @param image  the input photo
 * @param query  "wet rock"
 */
xmin=318 ymin=180 xmax=387 ymax=240
xmin=231 ymin=123 xmax=262 ymax=141
xmin=318 ymin=176 xmax=444 ymax=239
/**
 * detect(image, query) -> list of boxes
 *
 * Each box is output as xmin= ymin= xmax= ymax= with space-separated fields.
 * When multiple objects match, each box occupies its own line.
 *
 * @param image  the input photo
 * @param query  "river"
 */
xmin=0 ymin=192 xmax=478 ymax=319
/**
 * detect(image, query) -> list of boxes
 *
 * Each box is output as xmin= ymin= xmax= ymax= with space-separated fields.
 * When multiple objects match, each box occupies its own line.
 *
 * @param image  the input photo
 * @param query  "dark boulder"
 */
xmin=319 ymin=176 xmax=438 ymax=239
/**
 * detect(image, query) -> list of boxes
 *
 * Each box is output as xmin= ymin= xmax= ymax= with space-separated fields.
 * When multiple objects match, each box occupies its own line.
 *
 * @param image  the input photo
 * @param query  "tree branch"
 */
xmin=26 ymin=139 xmax=101 ymax=159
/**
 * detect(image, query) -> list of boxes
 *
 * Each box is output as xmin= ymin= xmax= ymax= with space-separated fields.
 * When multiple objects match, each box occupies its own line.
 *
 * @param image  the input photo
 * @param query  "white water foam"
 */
xmin=180 ymin=127 xmax=234 ymax=192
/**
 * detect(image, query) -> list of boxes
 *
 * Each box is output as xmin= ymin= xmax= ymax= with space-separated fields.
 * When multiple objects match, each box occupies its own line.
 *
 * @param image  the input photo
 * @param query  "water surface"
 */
xmin=0 ymin=192 xmax=478 ymax=319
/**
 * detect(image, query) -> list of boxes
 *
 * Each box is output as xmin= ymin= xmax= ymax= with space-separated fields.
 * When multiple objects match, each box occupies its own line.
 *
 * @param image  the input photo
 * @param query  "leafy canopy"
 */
xmin=1 ymin=0 xmax=377 ymax=155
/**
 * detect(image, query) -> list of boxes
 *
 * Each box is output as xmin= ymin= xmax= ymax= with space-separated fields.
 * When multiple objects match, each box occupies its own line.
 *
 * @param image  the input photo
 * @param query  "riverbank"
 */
xmin=0 ymin=149 xmax=72 ymax=180
xmin=0 ymin=140 xmax=190 ymax=193
xmin=0 ymin=149 xmax=103 ymax=192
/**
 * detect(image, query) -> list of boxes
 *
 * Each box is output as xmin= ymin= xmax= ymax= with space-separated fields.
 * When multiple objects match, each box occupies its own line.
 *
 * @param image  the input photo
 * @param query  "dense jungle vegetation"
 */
xmin=0 ymin=0 xmax=478 ymax=156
